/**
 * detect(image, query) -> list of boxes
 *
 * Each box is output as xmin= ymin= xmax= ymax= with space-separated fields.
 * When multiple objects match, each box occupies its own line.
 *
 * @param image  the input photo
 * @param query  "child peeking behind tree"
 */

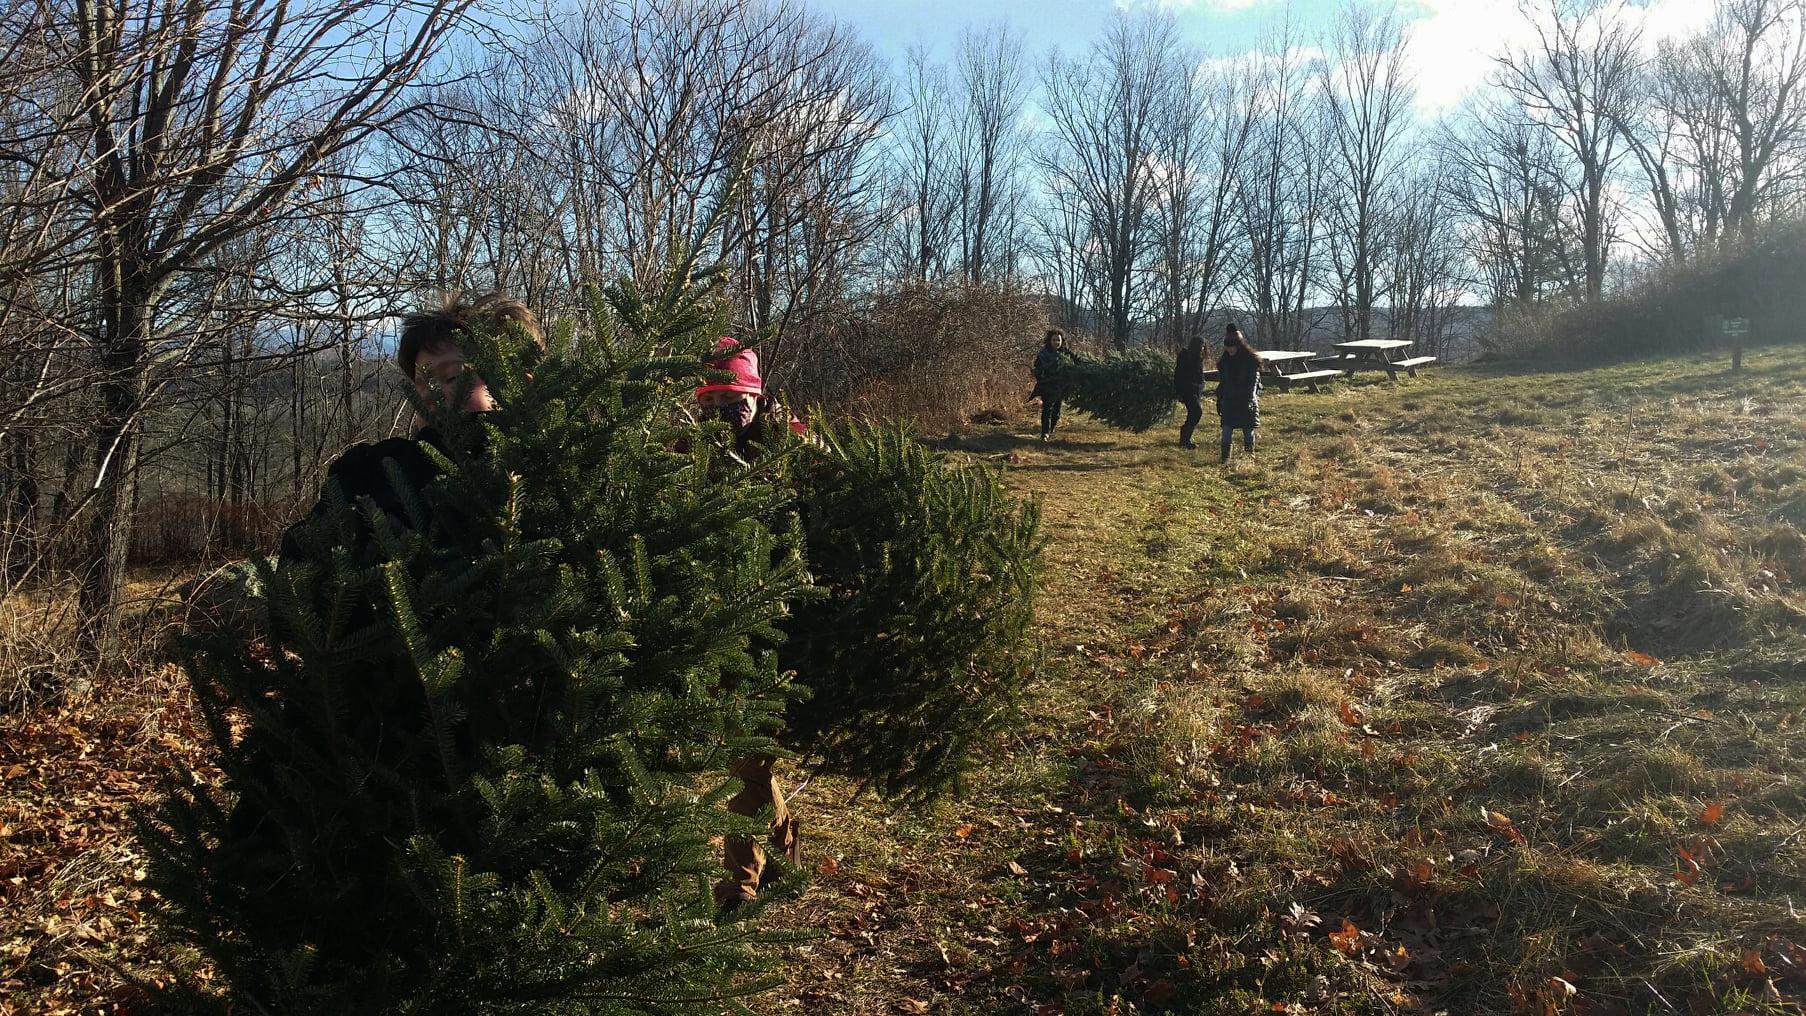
xmin=692 ymin=337 xmax=806 ymax=909
xmin=278 ymin=294 xmax=545 ymax=563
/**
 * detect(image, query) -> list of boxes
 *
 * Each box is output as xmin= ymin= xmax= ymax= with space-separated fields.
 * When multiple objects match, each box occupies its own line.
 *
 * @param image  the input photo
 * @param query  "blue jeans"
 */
xmin=1220 ymin=425 xmax=1255 ymax=462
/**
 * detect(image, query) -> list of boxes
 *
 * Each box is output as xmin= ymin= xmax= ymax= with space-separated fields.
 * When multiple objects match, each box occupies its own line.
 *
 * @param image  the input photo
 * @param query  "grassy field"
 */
xmin=758 ymin=351 xmax=1806 ymax=1015
xmin=5 ymin=352 xmax=1806 ymax=1014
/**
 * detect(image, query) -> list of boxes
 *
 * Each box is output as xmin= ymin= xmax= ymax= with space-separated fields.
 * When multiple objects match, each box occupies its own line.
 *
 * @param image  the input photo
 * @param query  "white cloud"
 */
xmin=1402 ymin=0 xmax=1717 ymax=118
xmin=1196 ymin=44 xmax=1324 ymax=79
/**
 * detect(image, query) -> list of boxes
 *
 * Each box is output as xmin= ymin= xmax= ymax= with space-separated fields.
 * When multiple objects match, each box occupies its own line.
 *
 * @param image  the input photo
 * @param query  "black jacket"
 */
xmin=1214 ymin=353 xmax=1262 ymax=429
xmin=278 ymin=428 xmax=447 ymax=564
xmin=1174 ymin=346 xmax=1205 ymax=397
xmin=1030 ymin=347 xmax=1077 ymax=399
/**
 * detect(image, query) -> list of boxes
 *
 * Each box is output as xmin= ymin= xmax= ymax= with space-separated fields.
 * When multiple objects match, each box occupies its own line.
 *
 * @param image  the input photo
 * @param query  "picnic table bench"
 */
xmin=1316 ymin=339 xmax=1437 ymax=381
xmin=1204 ymin=350 xmax=1342 ymax=393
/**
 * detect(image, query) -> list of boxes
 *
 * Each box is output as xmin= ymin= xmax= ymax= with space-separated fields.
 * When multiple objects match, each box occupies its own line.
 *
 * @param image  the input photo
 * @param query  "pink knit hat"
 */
xmin=695 ymin=337 xmax=764 ymax=397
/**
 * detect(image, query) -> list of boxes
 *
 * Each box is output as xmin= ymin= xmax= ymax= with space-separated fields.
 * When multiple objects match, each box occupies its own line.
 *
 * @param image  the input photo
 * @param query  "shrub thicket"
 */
xmin=780 ymin=282 xmax=1048 ymax=431
xmin=1483 ymin=221 xmax=1806 ymax=362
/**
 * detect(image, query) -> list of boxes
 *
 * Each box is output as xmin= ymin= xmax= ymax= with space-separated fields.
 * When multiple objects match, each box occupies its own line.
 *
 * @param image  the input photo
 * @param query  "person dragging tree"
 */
xmin=223 ymin=294 xmax=545 ymax=843
xmin=1215 ymin=323 xmax=1261 ymax=464
xmin=693 ymin=337 xmax=806 ymax=910
xmin=1174 ymin=333 xmax=1207 ymax=449
xmin=279 ymin=293 xmax=545 ymax=562
xmin=1028 ymin=328 xmax=1078 ymax=443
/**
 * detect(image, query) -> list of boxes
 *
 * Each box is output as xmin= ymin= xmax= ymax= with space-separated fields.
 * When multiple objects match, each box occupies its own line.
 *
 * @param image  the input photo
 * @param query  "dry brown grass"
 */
xmin=759 ymin=351 xmax=1806 ymax=1015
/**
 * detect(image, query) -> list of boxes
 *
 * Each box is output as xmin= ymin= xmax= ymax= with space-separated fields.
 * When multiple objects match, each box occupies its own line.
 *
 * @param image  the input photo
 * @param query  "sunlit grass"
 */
xmin=773 ymin=349 xmax=1806 ymax=1015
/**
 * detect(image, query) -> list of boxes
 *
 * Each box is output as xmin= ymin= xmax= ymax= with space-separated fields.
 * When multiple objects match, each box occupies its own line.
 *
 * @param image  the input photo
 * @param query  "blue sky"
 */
xmin=807 ymin=0 xmax=1328 ymax=64
xmin=807 ymin=0 xmax=1718 ymax=119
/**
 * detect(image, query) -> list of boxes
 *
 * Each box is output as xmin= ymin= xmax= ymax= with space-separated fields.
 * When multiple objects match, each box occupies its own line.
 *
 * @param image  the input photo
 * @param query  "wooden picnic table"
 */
xmin=1318 ymin=339 xmax=1437 ymax=381
xmin=1259 ymin=350 xmax=1345 ymax=393
xmin=1204 ymin=350 xmax=1343 ymax=393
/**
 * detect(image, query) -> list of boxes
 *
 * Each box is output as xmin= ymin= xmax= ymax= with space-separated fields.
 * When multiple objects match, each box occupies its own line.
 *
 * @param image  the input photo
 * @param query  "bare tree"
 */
xmin=1614 ymin=43 xmax=1705 ymax=262
xmin=1628 ymin=0 xmax=1806 ymax=250
xmin=1387 ymin=159 xmax=1467 ymax=358
xmin=889 ymin=44 xmax=957 ymax=282
xmin=1038 ymin=12 xmax=1178 ymax=350
xmin=1028 ymin=171 xmax=1102 ymax=336
xmin=953 ymin=23 xmax=1030 ymax=283
xmin=1149 ymin=57 xmax=1258 ymax=350
xmin=1237 ymin=25 xmax=1329 ymax=347
xmin=1441 ymin=93 xmax=1575 ymax=307
xmin=1318 ymin=4 xmax=1415 ymax=340
xmin=0 ymin=0 xmax=473 ymax=643
xmin=512 ymin=0 xmax=890 ymax=359
xmin=1496 ymin=0 xmax=1641 ymax=300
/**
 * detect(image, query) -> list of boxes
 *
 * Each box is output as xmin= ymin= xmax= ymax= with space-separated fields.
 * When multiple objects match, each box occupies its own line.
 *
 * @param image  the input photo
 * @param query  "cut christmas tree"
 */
xmin=780 ymin=423 xmax=1043 ymax=803
xmin=140 ymin=270 xmax=806 ymax=1014
xmin=1048 ymin=348 xmax=1177 ymax=432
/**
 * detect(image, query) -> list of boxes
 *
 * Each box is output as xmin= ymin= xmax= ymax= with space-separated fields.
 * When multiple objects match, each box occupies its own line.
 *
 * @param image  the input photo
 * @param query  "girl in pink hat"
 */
xmin=693 ymin=336 xmax=805 ymax=909
xmin=695 ymin=337 xmax=806 ymax=456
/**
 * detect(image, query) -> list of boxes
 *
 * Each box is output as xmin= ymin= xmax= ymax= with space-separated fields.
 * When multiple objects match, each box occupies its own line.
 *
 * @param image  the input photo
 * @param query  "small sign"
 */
xmin=1723 ymin=317 xmax=1750 ymax=336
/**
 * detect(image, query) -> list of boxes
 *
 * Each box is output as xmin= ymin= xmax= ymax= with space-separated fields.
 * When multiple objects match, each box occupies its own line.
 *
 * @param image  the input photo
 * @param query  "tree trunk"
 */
xmin=2 ymin=430 xmax=37 ymax=586
xmin=214 ymin=327 xmax=233 ymax=501
xmin=77 ymin=282 xmax=154 ymax=649
xmin=341 ymin=314 xmax=358 ymax=449
xmin=292 ymin=347 xmax=305 ymax=500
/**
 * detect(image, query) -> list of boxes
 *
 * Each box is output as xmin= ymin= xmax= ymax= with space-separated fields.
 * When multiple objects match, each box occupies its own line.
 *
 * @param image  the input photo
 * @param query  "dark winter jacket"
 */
xmin=1214 ymin=352 xmax=1262 ymax=430
xmin=236 ymin=427 xmax=455 ymax=847
xmin=278 ymin=427 xmax=448 ymax=564
xmin=1174 ymin=345 xmax=1206 ymax=397
xmin=1030 ymin=347 xmax=1077 ymax=399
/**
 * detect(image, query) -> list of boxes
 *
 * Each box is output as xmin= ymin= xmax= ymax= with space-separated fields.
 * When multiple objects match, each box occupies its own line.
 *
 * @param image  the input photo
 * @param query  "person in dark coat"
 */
xmin=1028 ymin=328 xmax=1078 ymax=443
xmin=1214 ymin=323 xmax=1262 ymax=464
xmin=229 ymin=295 xmax=545 ymax=844
xmin=1173 ymin=334 xmax=1207 ymax=449
xmin=278 ymin=294 xmax=545 ymax=563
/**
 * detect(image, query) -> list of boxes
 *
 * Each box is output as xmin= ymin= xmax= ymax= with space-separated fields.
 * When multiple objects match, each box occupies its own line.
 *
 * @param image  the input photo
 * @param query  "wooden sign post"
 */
xmin=1724 ymin=317 xmax=1750 ymax=372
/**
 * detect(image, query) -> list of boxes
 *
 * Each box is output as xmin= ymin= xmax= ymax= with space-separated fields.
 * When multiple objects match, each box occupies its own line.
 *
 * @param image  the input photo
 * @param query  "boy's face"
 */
xmin=697 ymin=389 xmax=758 ymax=430
xmin=413 ymin=342 xmax=496 ymax=413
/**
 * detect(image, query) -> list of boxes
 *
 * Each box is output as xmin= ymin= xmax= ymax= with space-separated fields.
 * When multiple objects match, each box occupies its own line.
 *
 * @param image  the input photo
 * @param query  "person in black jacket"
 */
xmin=226 ymin=296 xmax=544 ymax=845
xmin=1174 ymin=334 xmax=1207 ymax=449
xmin=278 ymin=294 xmax=545 ymax=563
xmin=1028 ymin=328 xmax=1078 ymax=443
xmin=1215 ymin=323 xmax=1262 ymax=464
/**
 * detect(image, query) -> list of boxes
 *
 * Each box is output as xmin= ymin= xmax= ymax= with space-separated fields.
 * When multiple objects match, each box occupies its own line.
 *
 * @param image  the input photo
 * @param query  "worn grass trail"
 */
xmin=770 ymin=353 xmax=1806 ymax=1016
